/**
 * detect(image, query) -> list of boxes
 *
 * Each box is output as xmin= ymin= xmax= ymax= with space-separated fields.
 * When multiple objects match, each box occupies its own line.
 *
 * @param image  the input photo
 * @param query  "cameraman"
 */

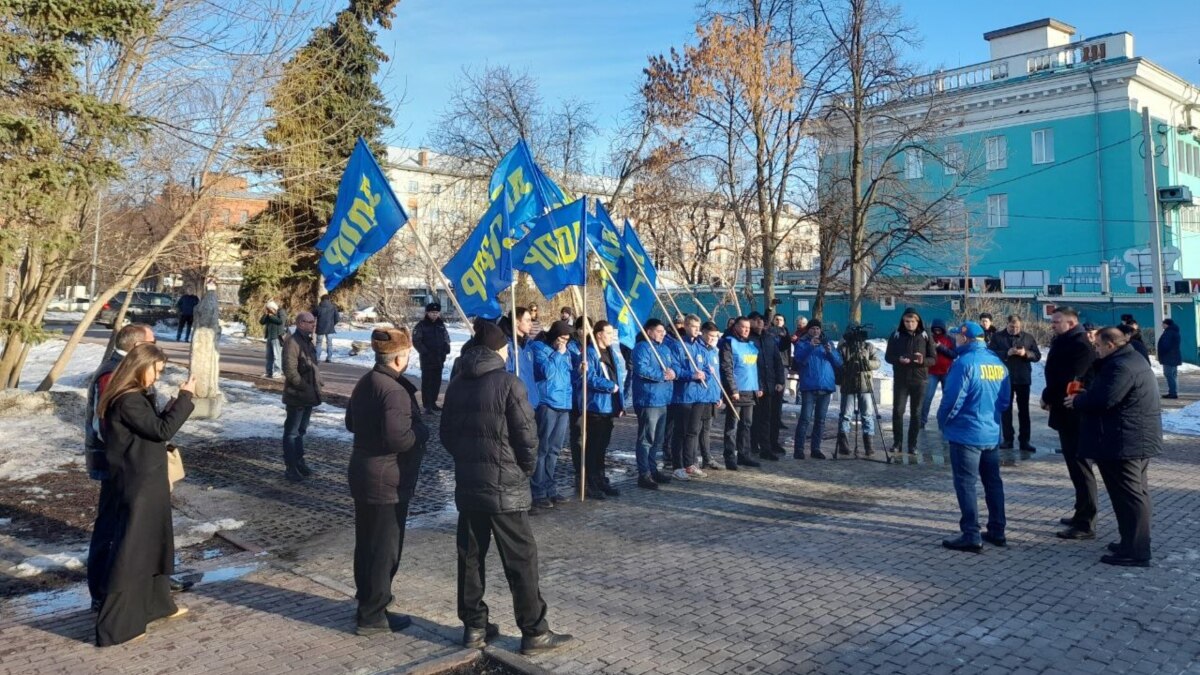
xmin=836 ymin=325 xmax=881 ymax=457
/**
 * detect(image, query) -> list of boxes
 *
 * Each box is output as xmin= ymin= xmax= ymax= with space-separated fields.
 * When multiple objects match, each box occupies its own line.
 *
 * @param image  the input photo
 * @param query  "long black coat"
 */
xmin=1072 ymin=344 xmax=1163 ymax=461
xmin=989 ymin=330 xmax=1042 ymax=387
xmin=282 ymin=329 xmax=322 ymax=407
xmin=102 ymin=390 xmax=195 ymax=593
xmin=1042 ymin=325 xmax=1095 ymax=431
xmin=884 ymin=322 xmax=938 ymax=388
xmin=345 ymin=364 xmax=428 ymax=504
xmin=440 ymin=346 xmax=538 ymax=514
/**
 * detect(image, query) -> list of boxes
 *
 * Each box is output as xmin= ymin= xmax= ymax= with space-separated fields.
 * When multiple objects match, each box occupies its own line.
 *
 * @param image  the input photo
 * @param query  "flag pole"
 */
xmin=406 ymin=218 xmax=475 ymax=334
xmin=586 ymin=239 xmax=673 ymax=374
xmin=579 ymin=256 xmax=589 ymax=502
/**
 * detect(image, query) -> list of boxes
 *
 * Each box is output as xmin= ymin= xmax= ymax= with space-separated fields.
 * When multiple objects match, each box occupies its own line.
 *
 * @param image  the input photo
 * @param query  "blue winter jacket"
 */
xmin=670 ymin=335 xmax=713 ymax=405
xmin=793 ymin=338 xmax=843 ymax=393
xmin=505 ymin=338 xmax=540 ymax=408
xmin=937 ymin=341 xmax=1011 ymax=447
xmin=632 ymin=339 xmax=675 ymax=409
xmin=691 ymin=341 xmax=722 ymax=404
xmin=529 ymin=340 xmax=573 ymax=411
xmin=573 ymin=342 xmax=625 ymax=416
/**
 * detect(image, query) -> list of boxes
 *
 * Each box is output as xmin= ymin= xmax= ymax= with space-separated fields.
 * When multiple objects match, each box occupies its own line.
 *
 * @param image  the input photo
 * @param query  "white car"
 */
xmin=352 ymin=306 xmax=378 ymax=322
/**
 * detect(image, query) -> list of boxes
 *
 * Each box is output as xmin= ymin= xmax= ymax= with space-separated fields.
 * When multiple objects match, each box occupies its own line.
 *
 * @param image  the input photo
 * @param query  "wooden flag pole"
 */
xmin=579 ymin=271 xmax=589 ymax=502
xmin=406 ymin=218 xmax=475 ymax=334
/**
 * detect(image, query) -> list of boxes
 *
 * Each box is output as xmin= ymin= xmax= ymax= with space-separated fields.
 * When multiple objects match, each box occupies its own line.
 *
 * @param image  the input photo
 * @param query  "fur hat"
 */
xmin=473 ymin=318 xmax=508 ymax=351
xmin=371 ymin=327 xmax=411 ymax=354
xmin=425 ymin=302 xmax=442 ymax=312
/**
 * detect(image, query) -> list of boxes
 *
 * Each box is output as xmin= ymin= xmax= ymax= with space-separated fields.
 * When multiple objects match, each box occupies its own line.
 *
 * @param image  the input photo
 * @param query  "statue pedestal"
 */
xmin=189 ymin=291 xmax=225 ymax=419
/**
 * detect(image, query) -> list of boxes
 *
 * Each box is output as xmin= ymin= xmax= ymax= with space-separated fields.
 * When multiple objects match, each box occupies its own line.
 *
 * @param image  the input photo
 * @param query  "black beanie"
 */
xmin=473 ymin=318 xmax=508 ymax=352
xmin=807 ymin=319 xmax=822 ymax=329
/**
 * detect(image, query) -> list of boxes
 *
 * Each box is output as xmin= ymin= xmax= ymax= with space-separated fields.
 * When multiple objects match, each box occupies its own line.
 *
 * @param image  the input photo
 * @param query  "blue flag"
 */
xmin=489 ymin=139 xmax=570 ymax=228
xmin=618 ymin=219 xmax=658 ymax=331
xmin=316 ymin=138 xmax=408 ymax=291
xmin=511 ymin=199 xmax=587 ymax=298
xmin=586 ymin=203 xmax=658 ymax=349
xmin=441 ymin=197 xmax=514 ymax=319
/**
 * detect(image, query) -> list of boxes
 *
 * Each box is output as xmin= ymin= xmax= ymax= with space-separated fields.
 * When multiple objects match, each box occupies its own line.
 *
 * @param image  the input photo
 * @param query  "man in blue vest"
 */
xmin=938 ymin=321 xmax=1011 ymax=553
xmin=632 ymin=319 xmax=678 ymax=490
xmin=719 ymin=317 xmax=762 ymax=470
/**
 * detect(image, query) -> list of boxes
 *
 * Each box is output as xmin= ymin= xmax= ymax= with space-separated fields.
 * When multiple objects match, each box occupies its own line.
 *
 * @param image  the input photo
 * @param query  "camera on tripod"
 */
xmin=844 ymin=322 xmax=872 ymax=344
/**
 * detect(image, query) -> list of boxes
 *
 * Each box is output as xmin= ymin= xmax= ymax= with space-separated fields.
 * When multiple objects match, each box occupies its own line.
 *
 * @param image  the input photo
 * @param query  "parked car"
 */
xmin=352 ymin=306 xmax=378 ymax=322
xmin=97 ymin=292 xmax=177 ymax=329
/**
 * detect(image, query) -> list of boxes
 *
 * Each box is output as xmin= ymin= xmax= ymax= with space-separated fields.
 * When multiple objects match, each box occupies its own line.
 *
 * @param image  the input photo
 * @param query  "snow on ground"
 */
xmin=173 ymin=516 xmax=245 ymax=548
xmin=14 ymin=339 xmax=108 ymax=392
xmin=1163 ymin=401 xmax=1200 ymax=437
xmin=11 ymin=551 xmax=88 ymax=578
xmin=44 ymin=311 xmax=86 ymax=323
xmin=328 ymin=324 xmax=472 ymax=382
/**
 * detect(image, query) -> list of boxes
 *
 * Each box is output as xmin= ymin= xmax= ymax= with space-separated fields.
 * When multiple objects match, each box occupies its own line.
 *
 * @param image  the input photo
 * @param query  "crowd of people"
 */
xmin=80 ymin=298 xmax=1174 ymax=650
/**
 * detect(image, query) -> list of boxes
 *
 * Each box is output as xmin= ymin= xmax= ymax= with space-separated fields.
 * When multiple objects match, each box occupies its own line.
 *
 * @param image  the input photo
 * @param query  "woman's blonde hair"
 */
xmin=98 ymin=343 xmax=168 ymax=420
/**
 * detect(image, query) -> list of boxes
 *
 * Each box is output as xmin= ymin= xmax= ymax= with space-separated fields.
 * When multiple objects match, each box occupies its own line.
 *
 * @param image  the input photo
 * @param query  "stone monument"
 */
xmin=188 ymin=289 xmax=224 ymax=418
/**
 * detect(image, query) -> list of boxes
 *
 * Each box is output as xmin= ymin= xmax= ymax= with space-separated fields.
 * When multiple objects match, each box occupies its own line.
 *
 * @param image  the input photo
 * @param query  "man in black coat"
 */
xmin=1158 ymin=318 xmax=1183 ymax=399
xmin=1041 ymin=307 xmax=1098 ymax=539
xmin=884 ymin=308 xmax=937 ymax=453
xmin=440 ymin=319 xmax=574 ymax=655
xmin=990 ymin=315 xmax=1042 ymax=452
xmin=412 ymin=302 xmax=451 ymax=413
xmin=282 ymin=311 xmax=323 ymax=482
xmin=345 ymin=327 xmax=428 ymax=635
xmin=176 ymin=290 xmax=200 ymax=342
xmin=749 ymin=312 xmax=786 ymax=461
xmin=1066 ymin=327 xmax=1161 ymax=566
xmin=314 ymin=294 xmax=340 ymax=363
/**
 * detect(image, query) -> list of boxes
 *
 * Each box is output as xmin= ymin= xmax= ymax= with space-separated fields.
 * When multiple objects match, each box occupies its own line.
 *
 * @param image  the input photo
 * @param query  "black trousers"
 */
xmin=581 ymin=414 xmax=614 ymax=490
xmin=569 ymin=410 xmax=583 ymax=483
xmin=722 ymin=398 xmax=755 ymax=462
xmin=751 ymin=389 xmax=780 ymax=455
xmin=419 ymin=355 xmax=446 ymax=409
xmin=678 ymin=403 xmax=714 ymax=469
xmin=1096 ymin=459 xmax=1152 ymax=560
xmin=353 ymin=500 xmax=410 ymax=628
xmin=456 ymin=510 xmax=549 ymax=636
xmin=664 ymin=404 xmax=688 ymax=467
xmin=771 ymin=389 xmax=784 ymax=446
xmin=1058 ymin=424 xmax=1098 ymax=528
xmin=176 ymin=315 xmax=193 ymax=341
xmin=892 ymin=380 xmax=926 ymax=449
xmin=87 ymin=478 xmax=120 ymax=607
xmin=1002 ymin=384 xmax=1032 ymax=445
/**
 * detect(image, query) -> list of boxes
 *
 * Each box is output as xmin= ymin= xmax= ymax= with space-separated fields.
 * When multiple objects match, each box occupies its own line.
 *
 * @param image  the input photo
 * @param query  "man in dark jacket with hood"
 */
xmin=345 ymin=327 xmax=427 ymax=636
xmin=885 ymin=308 xmax=938 ymax=453
xmin=314 ymin=294 xmax=340 ymax=363
xmin=1042 ymin=307 xmax=1098 ymax=539
xmin=282 ymin=311 xmax=323 ymax=482
xmin=441 ymin=319 xmax=574 ymax=655
xmin=1066 ymin=327 xmax=1161 ymax=566
xmin=990 ymin=315 xmax=1042 ymax=451
xmin=749 ymin=312 xmax=786 ymax=461
xmin=412 ymin=302 xmax=451 ymax=413
xmin=1157 ymin=318 xmax=1182 ymax=399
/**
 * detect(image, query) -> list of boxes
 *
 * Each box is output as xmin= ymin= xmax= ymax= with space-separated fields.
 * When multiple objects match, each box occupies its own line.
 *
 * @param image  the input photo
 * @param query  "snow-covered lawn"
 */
xmin=326 ymin=325 xmax=472 ymax=381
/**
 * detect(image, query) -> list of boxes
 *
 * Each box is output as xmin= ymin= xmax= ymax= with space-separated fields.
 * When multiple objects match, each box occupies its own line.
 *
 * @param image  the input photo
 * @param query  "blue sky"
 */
xmin=378 ymin=0 xmax=1200 ymax=157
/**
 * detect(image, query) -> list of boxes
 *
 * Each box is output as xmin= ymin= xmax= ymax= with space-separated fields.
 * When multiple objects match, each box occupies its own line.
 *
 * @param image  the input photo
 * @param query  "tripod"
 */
xmin=838 ymin=340 xmax=891 ymax=464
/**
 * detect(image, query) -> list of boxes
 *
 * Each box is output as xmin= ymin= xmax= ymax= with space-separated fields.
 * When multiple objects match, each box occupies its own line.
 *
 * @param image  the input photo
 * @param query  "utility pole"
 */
xmin=1140 ymin=107 xmax=1166 ymax=334
xmin=89 ymin=190 xmax=102 ymax=300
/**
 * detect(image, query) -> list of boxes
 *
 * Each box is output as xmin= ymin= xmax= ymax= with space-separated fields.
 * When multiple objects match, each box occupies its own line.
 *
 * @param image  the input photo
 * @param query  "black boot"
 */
xmin=520 ymin=630 xmax=575 ymax=655
xmin=836 ymin=432 xmax=851 ymax=456
xmin=736 ymin=454 xmax=761 ymax=468
xmin=863 ymin=433 xmax=874 ymax=457
xmin=463 ymin=622 xmax=500 ymax=649
xmin=296 ymin=458 xmax=313 ymax=477
xmin=284 ymin=464 xmax=304 ymax=482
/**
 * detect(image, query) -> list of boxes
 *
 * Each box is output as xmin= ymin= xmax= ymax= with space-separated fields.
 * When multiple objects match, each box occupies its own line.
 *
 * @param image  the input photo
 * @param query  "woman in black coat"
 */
xmin=1066 ymin=327 xmax=1161 ymax=567
xmin=95 ymin=343 xmax=196 ymax=646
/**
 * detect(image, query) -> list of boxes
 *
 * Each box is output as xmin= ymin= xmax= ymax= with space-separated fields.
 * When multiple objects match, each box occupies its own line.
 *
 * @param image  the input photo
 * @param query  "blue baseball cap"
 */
xmin=954 ymin=321 xmax=986 ymax=340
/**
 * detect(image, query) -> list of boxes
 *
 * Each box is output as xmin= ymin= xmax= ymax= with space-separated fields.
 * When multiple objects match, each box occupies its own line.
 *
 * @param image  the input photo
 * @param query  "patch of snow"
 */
xmin=328 ymin=325 xmax=472 ymax=382
xmin=0 ymin=388 xmax=88 ymax=481
xmin=1163 ymin=401 xmax=1200 ymax=437
xmin=44 ymin=311 xmax=86 ymax=322
xmin=11 ymin=551 xmax=87 ymax=578
xmin=173 ymin=516 xmax=245 ymax=548
xmin=0 ymin=518 xmax=11 ymax=528
xmin=11 ymin=338 xmax=108 ymax=392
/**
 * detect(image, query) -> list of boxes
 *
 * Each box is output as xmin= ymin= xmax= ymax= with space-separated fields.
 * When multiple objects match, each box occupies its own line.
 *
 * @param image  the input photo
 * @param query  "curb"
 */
xmin=398 ymin=649 xmax=479 ymax=675
xmin=484 ymin=646 xmax=562 ymax=675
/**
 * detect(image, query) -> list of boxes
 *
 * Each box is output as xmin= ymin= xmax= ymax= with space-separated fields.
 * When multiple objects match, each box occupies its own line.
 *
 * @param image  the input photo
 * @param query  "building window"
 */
xmin=1180 ymin=140 xmax=1200 ymax=178
xmin=904 ymin=148 xmax=923 ymax=179
xmin=986 ymin=136 xmax=1007 ymax=170
xmin=1002 ymin=270 xmax=1047 ymax=289
xmin=880 ymin=296 xmax=896 ymax=310
xmin=237 ymin=210 xmax=249 ymax=224
xmin=987 ymin=194 xmax=1008 ymax=228
xmin=1032 ymin=128 xmax=1055 ymax=164
xmin=943 ymin=142 xmax=962 ymax=175
xmin=407 ymin=180 xmax=419 ymax=193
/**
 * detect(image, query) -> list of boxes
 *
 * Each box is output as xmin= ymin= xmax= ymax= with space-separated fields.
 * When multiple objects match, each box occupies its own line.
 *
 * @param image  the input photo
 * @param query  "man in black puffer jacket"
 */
xmin=441 ymin=319 xmax=574 ymax=656
xmin=1042 ymin=307 xmax=1097 ymax=539
xmin=345 ymin=327 xmax=427 ymax=636
xmin=884 ymin=308 xmax=937 ymax=453
xmin=1066 ymin=327 xmax=1161 ymax=566
xmin=989 ymin=315 xmax=1042 ymax=452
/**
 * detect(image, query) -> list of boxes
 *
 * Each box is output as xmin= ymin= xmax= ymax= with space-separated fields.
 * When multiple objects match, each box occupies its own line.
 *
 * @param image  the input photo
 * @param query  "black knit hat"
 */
xmin=473 ymin=318 xmax=508 ymax=351
xmin=807 ymin=319 xmax=822 ymax=329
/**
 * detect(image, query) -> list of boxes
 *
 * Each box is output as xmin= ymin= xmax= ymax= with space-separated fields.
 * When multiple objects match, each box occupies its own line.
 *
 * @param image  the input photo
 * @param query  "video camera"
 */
xmin=844 ymin=322 xmax=872 ymax=344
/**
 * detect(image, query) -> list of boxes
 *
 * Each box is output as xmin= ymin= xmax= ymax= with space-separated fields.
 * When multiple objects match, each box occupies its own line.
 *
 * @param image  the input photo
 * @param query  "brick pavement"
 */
xmin=3 ymin=373 xmax=1199 ymax=674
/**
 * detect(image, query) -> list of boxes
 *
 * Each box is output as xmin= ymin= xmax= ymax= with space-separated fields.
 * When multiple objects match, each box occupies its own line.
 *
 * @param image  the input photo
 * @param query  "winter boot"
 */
xmin=836 ymin=432 xmax=851 ymax=456
xmin=863 ymin=433 xmax=875 ymax=457
xmin=284 ymin=464 xmax=304 ymax=482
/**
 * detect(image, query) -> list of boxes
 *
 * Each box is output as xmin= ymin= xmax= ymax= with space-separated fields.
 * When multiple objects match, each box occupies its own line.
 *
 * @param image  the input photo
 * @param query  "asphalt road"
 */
xmin=44 ymin=320 xmax=375 ymax=398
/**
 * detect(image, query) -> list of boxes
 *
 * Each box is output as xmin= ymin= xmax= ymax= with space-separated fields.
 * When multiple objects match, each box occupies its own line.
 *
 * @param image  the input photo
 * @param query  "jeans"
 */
xmin=317 ymin=333 xmax=334 ymax=361
xmin=795 ymin=390 xmax=832 ymax=454
xmin=1164 ymin=365 xmax=1178 ymax=397
xmin=635 ymin=406 xmax=668 ymax=475
xmin=838 ymin=391 xmax=876 ymax=435
xmin=920 ymin=373 xmax=947 ymax=426
xmin=1001 ymin=384 xmax=1032 ymax=445
xmin=265 ymin=338 xmax=282 ymax=377
xmin=948 ymin=442 xmax=1006 ymax=545
xmin=282 ymin=405 xmax=313 ymax=466
xmin=532 ymin=406 xmax=568 ymax=500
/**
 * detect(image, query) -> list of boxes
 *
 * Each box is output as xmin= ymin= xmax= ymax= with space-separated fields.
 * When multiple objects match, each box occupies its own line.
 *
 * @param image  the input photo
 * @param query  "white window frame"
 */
xmin=1032 ymin=128 xmax=1054 ymax=165
xmin=987 ymin=194 xmax=1009 ymax=228
xmin=904 ymin=148 xmax=923 ymax=179
xmin=943 ymin=142 xmax=962 ymax=175
xmin=880 ymin=296 xmax=896 ymax=311
xmin=986 ymin=136 xmax=1007 ymax=170
xmin=407 ymin=180 xmax=419 ymax=193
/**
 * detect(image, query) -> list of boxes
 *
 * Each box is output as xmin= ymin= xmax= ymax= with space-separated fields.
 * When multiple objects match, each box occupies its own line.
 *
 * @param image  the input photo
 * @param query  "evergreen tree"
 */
xmin=239 ymin=0 xmax=397 ymax=327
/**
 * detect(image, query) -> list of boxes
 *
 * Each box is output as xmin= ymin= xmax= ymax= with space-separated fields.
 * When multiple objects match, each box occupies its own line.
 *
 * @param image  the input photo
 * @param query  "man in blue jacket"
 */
xmin=577 ymin=320 xmax=624 ymax=499
xmin=528 ymin=321 xmax=575 ymax=510
xmin=938 ymin=321 xmax=1011 ymax=553
xmin=503 ymin=307 xmax=540 ymax=410
xmin=632 ymin=319 xmax=678 ymax=490
xmin=793 ymin=320 xmax=843 ymax=459
xmin=668 ymin=315 xmax=718 ymax=476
